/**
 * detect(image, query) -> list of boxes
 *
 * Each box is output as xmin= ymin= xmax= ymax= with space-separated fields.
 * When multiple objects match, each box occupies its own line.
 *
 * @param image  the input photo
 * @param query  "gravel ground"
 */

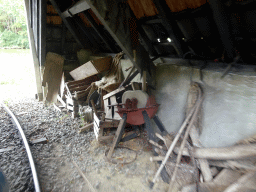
xmin=0 ymin=97 xmax=170 ymax=192
xmin=0 ymin=50 xmax=172 ymax=191
xmin=0 ymin=107 xmax=34 ymax=192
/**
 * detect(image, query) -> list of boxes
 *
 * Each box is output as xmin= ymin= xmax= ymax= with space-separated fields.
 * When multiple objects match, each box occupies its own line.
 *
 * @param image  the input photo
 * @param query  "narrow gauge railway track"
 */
xmin=0 ymin=102 xmax=40 ymax=192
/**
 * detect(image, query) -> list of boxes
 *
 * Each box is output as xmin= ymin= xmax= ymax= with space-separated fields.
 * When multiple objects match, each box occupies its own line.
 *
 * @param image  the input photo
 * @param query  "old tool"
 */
xmin=107 ymin=90 xmax=166 ymax=159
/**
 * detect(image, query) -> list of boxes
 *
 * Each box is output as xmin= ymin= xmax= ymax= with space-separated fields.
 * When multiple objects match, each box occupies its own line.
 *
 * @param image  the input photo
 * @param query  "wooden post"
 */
xmin=24 ymin=0 xmax=43 ymax=101
xmin=142 ymin=70 xmax=147 ymax=92
xmin=107 ymin=113 xmax=127 ymax=158
xmin=91 ymin=100 xmax=98 ymax=116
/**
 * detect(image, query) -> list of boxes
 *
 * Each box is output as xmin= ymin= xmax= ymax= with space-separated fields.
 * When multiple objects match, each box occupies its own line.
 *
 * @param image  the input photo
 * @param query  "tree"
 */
xmin=0 ymin=0 xmax=29 ymax=48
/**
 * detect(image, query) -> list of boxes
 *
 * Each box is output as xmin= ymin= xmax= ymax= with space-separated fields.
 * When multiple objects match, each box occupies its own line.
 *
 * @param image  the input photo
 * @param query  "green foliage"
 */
xmin=0 ymin=29 xmax=29 ymax=48
xmin=0 ymin=0 xmax=29 ymax=48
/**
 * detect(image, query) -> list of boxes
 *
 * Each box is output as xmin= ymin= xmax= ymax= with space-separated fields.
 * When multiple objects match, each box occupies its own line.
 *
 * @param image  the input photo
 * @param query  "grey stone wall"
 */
xmin=154 ymin=63 xmax=256 ymax=147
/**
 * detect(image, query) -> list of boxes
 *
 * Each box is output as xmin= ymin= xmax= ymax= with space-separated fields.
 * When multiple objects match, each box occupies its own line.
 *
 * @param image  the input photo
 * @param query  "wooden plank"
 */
xmin=72 ymin=111 xmax=79 ymax=119
xmin=57 ymin=95 xmax=66 ymax=107
xmin=103 ymin=88 xmax=125 ymax=120
xmin=62 ymin=0 xmax=90 ymax=18
xmin=94 ymin=112 xmax=100 ymax=127
xmin=69 ymin=56 xmax=112 ymax=81
xmin=53 ymin=103 xmax=61 ymax=112
xmin=66 ymin=96 xmax=77 ymax=105
xmin=74 ymin=89 xmax=91 ymax=100
xmin=209 ymin=160 xmax=256 ymax=170
xmin=173 ymin=144 xmax=256 ymax=160
xmin=30 ymin=137 xmax=48 ymax=144
xmin=67 ymin=105 xmax=74 ymax=111
xmin=131 ymin=82 xmax=141 ymax=90
xmin=107 ymin=113 xmax=127 ymax=158
xmin=100 ymin=120 xmax=119 ymax=128
xmin=0 ymin=146 xmax=15 ymax=153
xmin=39 ymin=0 xmax=46 ymax=75
xmin=49 ymin=0 xmax=85 ymax=48
xmin=91 ymin=100 xmax=98 ymax=116
xmin=60 ymin=72 xmax=65 ymax=98
xmin=127 ymin=0 xmax=158 ymax=19
xmin=181 ymin=169 xmax=243 ymax=192
xmin=66 ymin=75 xmax=99 ymax=87
xmin=65 ymin=84 xmax=72 ymax=97
xmin=83 ymin=10 xmax=117 ymax=52
xmin=98 ymin=135 xmax=115 ymax=142
xmin=193 ymin=144 xmax=256 ymax=160
xmin=190 ymin=125 xmax=212 ymax=182
xmin=85 ymin=0 xmax=156 ymax=84
xmin=85 ymin=83 xmax=97 ymax=104
xmin=142 ymin=70 xmax=147 ymax=92
xmin=79 ymin=123 xmax=94 ymax=133
xmin=224 ymin=171 xmax=256 ymax=192
xmin=103 ymin=87 xmax=125 ymax=100
xmin=94 ymin=113 xmax=100 ymax=138
xmin=69 ymin=84 xmax=90 ymax=92
xmin=153 ymin=0 xmax=185 ymax=57
xmin=100 ymin=88 xmax=104 ymax=110
xmin=165 ymin=0 xmax=206 ymax=12
xmin=104 ymin=96 xmax=122 ymax=120
xmin=42 ymin=52 xmax=64 ymax=103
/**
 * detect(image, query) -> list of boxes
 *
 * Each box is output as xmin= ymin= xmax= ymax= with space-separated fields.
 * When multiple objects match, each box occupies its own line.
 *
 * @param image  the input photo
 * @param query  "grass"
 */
xmin=0 ymin=49 xmax=36 ymax=101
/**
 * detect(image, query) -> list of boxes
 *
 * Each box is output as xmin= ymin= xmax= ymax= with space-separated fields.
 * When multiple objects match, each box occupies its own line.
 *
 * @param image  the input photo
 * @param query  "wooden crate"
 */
xmin=103 ymin=87 xmax=126 ymax=120
xmin=94 ymin=113 xmax=101 ymax=139
xmin=69 ymin=56 xmax=113 ymax=80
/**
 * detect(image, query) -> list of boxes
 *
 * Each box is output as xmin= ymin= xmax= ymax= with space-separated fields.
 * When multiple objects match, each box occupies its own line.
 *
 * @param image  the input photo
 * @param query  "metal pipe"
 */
xmin=1 ymin=103 xmax=41 ymax=192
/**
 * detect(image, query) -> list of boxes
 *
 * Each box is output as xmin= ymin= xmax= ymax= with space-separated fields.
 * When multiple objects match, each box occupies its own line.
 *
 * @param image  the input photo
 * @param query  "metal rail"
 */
xmin=1 ymin=103 xmax=41 ymax=192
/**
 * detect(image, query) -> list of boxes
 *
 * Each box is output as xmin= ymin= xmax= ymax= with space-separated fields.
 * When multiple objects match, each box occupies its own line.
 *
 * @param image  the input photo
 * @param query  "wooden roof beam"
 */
xmin=153 ymin=0 xmax=185 ymax=57
xmin=82 ymin=10 xmax=119 ymax=53
xmin=50 ymin=0 xmax=87 ymax=48
xmin=62 ymin=0 xmax=90 ymax=18
xmin=85 ymin=0 xmax=156 ymax=82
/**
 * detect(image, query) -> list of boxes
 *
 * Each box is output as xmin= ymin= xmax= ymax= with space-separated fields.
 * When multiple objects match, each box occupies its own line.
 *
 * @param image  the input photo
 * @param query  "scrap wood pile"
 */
xmin=43 ymin=51 xmax=126 ymax=119
xmin=149 ymin=82 xmax=256 ymax=192
xmin=43 ymin=51 xmax=146 ymax=144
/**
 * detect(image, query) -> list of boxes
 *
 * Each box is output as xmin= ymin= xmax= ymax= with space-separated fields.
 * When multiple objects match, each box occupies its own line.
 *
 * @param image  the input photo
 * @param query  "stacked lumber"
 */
xmin=53 ymin=54 xmax=128 ymax=118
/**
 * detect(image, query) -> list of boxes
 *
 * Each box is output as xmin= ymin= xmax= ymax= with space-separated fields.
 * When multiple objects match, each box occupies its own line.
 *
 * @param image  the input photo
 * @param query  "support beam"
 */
xmin=107 ymin=113 xmax=127 ymax=158
xmin=71 ymin=15 xmax=101 ymax=50
xmin=137 ymin=25 xmax=158 ymax=56
xmin=62 ymin=0 xmax=90 ymax=18
xmin=39 ymin=0 xmax=46 ymax=67
xmin=153 ymin=0 xmax=185 ymax=57
xmin=208 ymin=0 xmax=236 ymax=62
xmin=49 ymin=0 xmax=85 ymax=48
xmin=82 ymin=10 xmax=118 ymax=53
xmin=24 ymin=0 xmax=43 ymax=101
xmin=85 ymin=0 xmax=155 ymax=78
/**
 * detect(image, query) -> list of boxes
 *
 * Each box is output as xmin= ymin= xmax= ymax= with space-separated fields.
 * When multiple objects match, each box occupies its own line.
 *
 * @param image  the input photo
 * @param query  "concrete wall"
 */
xmin=154 ymin=63 xmax=256 ymax=148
